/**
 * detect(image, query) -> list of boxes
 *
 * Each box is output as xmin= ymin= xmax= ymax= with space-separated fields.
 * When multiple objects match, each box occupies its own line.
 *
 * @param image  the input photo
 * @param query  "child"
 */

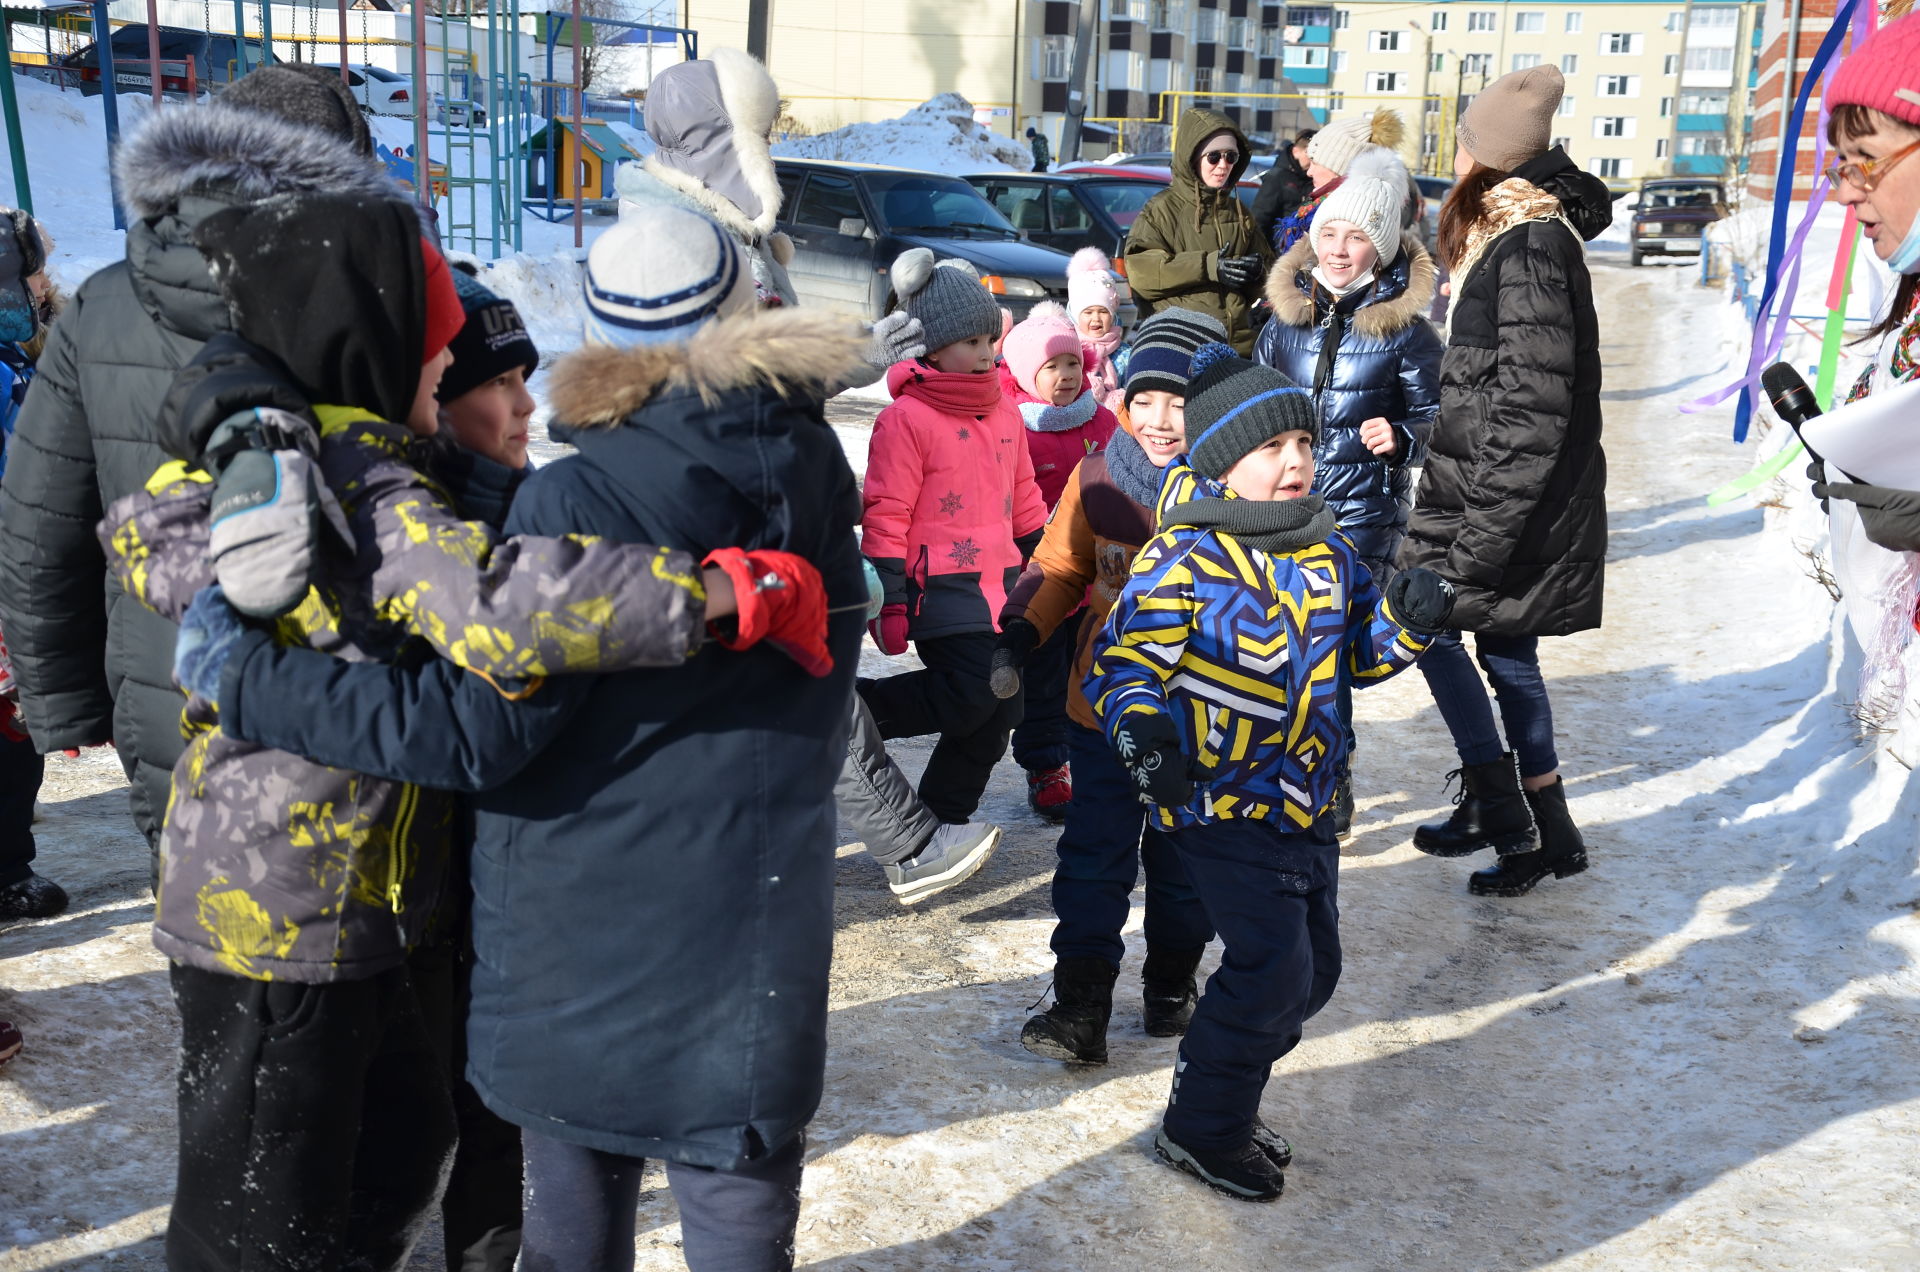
xmin=1087 ymin=343 xmax=1454 ymax=1202
xmin=995 ymin=307 xmax=1226 ymax=1064
xmin=997 ymin=301 xmax=1119 ymax=820
xmin=1067 ymin=247 xmax=1131 ymax=415
xmin=1255 ymin=158 xmax=1442 ymax=837
xmin=861 ymin=249 xmax=1048 ymax=837
xmin=438 ymin=266 xmax=540 ymax=471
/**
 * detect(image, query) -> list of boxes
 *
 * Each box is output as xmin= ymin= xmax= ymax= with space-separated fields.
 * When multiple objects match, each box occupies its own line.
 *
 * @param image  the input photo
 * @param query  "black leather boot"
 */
xmin=1021 ymin=957 xmax=1119 ymax=1064
xmin=1469 ymin=778 xmax=1589 ymax=896
xmin=1412 ymin=754 xmax=1537 ymax=858
xmin=1141 ymin=944 xmax=1205 ymax=1038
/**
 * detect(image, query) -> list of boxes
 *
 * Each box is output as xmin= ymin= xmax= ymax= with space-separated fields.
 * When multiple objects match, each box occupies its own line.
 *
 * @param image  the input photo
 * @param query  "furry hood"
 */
xmin=634 ymin=47 xmax=784 ymax=240
xmin=547 ymin=307 xmax=870 ymax=427
xmin=114 ymin=105 xmax=399 ymax=221
xmin=1264 ymin=231 xmax=1436 ymax=338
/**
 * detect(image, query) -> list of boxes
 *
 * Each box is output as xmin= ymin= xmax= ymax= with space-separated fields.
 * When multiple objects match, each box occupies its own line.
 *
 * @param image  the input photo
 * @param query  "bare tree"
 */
xmin=568 ymin=0 xmax=630 ymax=99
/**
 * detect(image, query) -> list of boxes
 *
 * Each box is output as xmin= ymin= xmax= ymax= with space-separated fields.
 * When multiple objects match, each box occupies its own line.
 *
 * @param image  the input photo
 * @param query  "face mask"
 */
xmin=1890 ymin=214 xmax=1920 ymax=275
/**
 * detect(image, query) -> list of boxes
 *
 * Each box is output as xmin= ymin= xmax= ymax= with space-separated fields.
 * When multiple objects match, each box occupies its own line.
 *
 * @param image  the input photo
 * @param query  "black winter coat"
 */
xmin=0 ymin=107 xmax=403 ymax=847
xmin=1254 ymin=232 xmax=1443 ymax=563
xmin=1397 ymin=147 xmax=1610 ymax=636
xmin=1251 ymin=152 xmax=1314 ymax=248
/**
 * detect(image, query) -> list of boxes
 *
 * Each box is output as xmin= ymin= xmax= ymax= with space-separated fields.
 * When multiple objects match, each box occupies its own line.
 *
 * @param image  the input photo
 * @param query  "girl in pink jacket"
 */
xmin=861 ymin=250 xmax=1048 ymax=830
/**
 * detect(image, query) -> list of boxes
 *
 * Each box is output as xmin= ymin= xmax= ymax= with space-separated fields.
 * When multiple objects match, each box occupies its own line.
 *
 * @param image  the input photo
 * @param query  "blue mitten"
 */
xmin=174 ymin=586 xmax=250 ymax=705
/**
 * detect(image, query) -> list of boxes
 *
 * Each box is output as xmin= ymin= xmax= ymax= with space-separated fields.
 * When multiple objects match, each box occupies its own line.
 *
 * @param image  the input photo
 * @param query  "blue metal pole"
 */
xmin=0 ymin=12 xmax=34 ymax=213
xmin=93 ymin=0 xmax=123 ymax=229
xmin=259 ymin=0 xmax=272 ymax=65
xmin=232 ymin=0 xmax=249 ymax=76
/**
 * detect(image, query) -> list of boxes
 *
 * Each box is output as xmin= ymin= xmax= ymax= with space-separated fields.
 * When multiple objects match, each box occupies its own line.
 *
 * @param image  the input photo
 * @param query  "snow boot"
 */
xmin=1251 ymin=1118 xmax=1294 ymax=1170
xmin=1153 ymin=1125 xmax=1285 ymax=1202
xmin=1020 ymin=957 xmax=1118 ymax=1064
xmin=1026 ymin=763 xmax=1073 ymax=824
xmin=1141 ymin=944 xmax=1204 ymax=1038
xmin=1469 ymin=778 xmax=1589 ymax=897
xmin=1412 ymin=754 xmax=1536 ymax=858
xmin=1331 ymin=772 xmax=1355 ymax=842
xmin=0 ymin=872 xmax=68 ymax=922
xmin=0 ymin=1018 xmax=19 ymax=1066
xmin=884 ymin=823 xmax=1001 ymax=905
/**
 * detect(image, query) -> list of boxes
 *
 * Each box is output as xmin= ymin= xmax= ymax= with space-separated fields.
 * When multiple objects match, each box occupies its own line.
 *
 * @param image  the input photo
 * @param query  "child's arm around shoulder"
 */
xmin=97 ymin=463 xmax=216 ymax=624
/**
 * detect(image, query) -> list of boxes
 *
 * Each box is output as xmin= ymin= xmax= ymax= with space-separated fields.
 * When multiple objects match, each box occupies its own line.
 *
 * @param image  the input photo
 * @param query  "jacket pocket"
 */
xmin=256 ymin=979 xmax=324 ymax=1041
xmin=909 ymin=546 xmax=930 ymax=617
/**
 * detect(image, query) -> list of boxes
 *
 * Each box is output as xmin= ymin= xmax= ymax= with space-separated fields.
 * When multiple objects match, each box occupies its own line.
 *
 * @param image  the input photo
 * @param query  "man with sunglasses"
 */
xmin=1124 ymin=109 xmax=1273 ymax=355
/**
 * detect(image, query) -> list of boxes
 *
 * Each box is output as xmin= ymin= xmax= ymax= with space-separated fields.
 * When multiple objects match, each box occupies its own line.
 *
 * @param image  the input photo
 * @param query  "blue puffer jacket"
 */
xmin=1253 ymin=232 xmax=1443 ymax=564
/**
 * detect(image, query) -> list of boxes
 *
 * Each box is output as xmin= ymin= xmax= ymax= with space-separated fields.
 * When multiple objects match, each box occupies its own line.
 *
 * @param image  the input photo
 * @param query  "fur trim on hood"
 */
xmin=1263 ymin=231 xmax=1436 ymax=338
xmin=547 ymin=307 xmax=871 ymax=427
xmin=635 ymin=47 xmax=784 ymax=241
xmin=114 ymin=105 xmax=399 ymax=221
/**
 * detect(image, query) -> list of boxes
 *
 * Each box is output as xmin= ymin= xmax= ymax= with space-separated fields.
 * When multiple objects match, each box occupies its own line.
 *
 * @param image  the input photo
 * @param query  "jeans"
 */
xmin=859 ymin=631 xmax=1022 ymax=824
xmin=1416 ymin=631 xmax=1560 ymax=778
xmin=518 ymin=1129 xmax=805 ymax=1272
xmin=1162 ymin=818 xmax=1341 ymax=1151
xmin=1011 ymin=614 xmax=1078 ymax=773
xmin=0 ymin=730 xmax=43 ymax=889
xmin=1050 ymin=723 xmax=1214 ymax=967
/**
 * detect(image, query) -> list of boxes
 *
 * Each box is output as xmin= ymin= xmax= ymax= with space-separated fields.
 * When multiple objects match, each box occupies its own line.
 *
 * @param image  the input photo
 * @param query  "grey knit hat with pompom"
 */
xmin=889 ymin=248 xmax=1004 ymax=356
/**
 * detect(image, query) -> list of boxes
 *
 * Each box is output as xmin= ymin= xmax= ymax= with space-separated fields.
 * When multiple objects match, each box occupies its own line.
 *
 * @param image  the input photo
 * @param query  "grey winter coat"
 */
xmin=0 ymin=106 xmax=405 ymax=848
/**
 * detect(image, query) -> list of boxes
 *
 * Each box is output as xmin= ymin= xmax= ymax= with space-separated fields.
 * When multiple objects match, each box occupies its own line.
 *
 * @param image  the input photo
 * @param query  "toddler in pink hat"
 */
xmin=1066 ymin=247 xmax=1133 ymax=414
xmin=1001 ymin=300 xmax=1121 ymax=508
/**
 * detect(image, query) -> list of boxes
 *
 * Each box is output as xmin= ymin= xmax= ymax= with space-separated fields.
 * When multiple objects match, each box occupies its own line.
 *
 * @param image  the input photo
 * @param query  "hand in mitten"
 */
xmin=869 ymin=604 xmax=909 ymax=656
xmin=989 ymin=618 xmax=1041 ymax=700
xmin=203 ymin=409 xmax=349 ymax=619
xmin=860 ymin=558 xmax=887 ymax=622
xmin=1387 ymin=568 xmax=1457 ymax=635
xmin=702 ymin=548 xmax=834 ymax=678
xmin=1807 ymin=457 xmax=1830 ymax=514
xmin=1113 ymin=712 xmax=1206 ymax=808
xmin=174 ymin=586 xmax=250 ymax=704
xmin=1820 ymin=480 xmax=1920 ymax=553
xmin=866 ymin=310 xmax=928 ymax=370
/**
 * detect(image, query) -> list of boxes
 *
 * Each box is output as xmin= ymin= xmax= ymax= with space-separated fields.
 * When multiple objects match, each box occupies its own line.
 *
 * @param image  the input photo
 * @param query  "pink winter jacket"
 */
xmin=998 ymin=364 xmax=1121 ymax=511
xmin=863 ymin=359 xmax=1049 ymax=640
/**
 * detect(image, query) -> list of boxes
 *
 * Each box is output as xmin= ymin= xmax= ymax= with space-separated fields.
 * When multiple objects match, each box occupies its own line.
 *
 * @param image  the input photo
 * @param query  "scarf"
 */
xmin=1164 ymin=491 xmax=1336 ymax=552
xmin=1104 ymin=427 xmax=1165 ymax=510
xmin=1449 ymin=178 xmax=1576 ymax=299
xmin=1019 ymin=388 xmax=1099 ymax=433
xmin=895 ymin=360 xmax=1003 ymax=414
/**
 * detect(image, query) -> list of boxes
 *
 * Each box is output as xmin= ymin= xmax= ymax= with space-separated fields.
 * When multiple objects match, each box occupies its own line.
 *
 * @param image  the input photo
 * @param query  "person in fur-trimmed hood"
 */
xmin=0 ymin=78 xmax=410 ymax=880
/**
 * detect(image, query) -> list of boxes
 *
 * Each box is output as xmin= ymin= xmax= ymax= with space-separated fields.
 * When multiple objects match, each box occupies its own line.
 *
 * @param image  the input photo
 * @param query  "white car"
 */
xmin=313 ymin=62 xmax=419 ymax=117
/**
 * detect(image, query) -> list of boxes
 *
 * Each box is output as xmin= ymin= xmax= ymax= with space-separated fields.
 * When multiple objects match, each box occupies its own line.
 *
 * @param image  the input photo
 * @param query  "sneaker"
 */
xmin=1153 ymin=1125 xmax=1285 ymax=1202
xmin=1025 ymin=764 xmax=1072 ymax=823
xmin=0 ymin=872 xmax=68 ymax=923
xmin=0 ymin=1019 xmax=20 ymax=1066
xmin=884 ymin=823 xmax=1001 ymax=905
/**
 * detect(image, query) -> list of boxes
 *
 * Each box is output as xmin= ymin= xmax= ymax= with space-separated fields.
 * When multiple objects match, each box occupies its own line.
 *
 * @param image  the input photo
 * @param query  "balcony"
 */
xmin=1677 ymin=113 xmax=1727 ymax=132
xmin=1283 ymin=64 xmax=1329 ymax=84
xmin=1673 ymin=154 xmax=1728 ymax=175
xmin=1293 ymin=23 xmax=1332 ymax=43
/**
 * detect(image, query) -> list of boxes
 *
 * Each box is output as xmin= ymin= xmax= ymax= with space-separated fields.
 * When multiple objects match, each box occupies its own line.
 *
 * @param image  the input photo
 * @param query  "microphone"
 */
xmin=1761 ymin=363 xmax=1822 ymax=429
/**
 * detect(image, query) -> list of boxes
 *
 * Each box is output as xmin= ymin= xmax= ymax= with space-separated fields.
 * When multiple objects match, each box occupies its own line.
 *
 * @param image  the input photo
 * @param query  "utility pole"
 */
xmin=745 ymin=0 xmax=770 ymax=63
xmin=1667 ymin=0 xmax=1695 ymax=178
xmin=1409 ymin=19 xmax=1431 ymax=175
xmin=1059 ymin=0 xmax=1100 ymax=162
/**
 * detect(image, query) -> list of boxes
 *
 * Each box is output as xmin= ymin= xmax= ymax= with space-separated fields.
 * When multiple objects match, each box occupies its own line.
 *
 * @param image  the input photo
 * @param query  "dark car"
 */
xmin=961 ymin=171 xmax=1162 ymax=263
xmin=771 ymin=159 xmax=1136 ymax=328
xmin=59 ymin=24 xmax=275 ymax=97
xmin=1412 ymin=174 xmax=1453 ymax=253
xmin=1056 ymin=163 xmax=1265 ymax=216
xmin=1628 ymin=178 xmax=1727 ymax=266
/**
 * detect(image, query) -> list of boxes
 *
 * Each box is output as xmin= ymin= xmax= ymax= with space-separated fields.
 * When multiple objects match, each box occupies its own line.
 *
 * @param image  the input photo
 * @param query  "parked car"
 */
xmin=59 ymin=25 xmax=274 ymax=96
xmin=439 ymin=95 xmax=488 ymax=128
xmin=1627 ymin=178 xmax=1728 ymax=266
xmin=1101 ymin=150 xmax=1276 ymax=173
xmin=1056 ymin=163 xmax=1264 ymax=216
xmin=311 ymin=63 xmax=421 ymax=117
xmin=961 ymin=171 xmax=1163 ymax=265
xmin=1412 ymin=174 xmax=1453 ymax=253
xmin=770 ymin=159 xmax=1136 ymax=328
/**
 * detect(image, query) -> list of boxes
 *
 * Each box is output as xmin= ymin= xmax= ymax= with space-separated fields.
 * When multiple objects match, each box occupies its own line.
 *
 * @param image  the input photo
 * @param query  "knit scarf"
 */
xmin=1019 ymin=388 xmax=1099 ymax=433
xmin=1449 ymin=178 xmax=1576 ymax=299
xmin=1164 ymin=491 xmax=1336 ymax=552
xmin=896 ymin=360 xmax=1003 ymax=414
xmin=1103 ymin=427 xmax=1165 ymax=509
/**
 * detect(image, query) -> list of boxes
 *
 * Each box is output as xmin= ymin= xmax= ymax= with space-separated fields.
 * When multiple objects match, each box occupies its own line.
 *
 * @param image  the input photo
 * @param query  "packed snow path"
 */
xmin=2 ymin=257 xmax=1917 ymax=1269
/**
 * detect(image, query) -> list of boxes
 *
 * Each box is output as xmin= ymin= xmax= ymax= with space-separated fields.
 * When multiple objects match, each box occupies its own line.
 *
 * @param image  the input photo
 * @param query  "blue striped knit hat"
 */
xmin=1123 ymin=307 xmax=1228 ymax=400
xmin=1184 ymin=342 xmax=1316 ymax=479
xmin=582 ymin=203 xmax=754 ymax=348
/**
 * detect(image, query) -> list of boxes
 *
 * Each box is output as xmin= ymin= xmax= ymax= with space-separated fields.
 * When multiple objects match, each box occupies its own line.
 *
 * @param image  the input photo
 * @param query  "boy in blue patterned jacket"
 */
xmin=1087 ymin=343 xmax=1455 ymax=1202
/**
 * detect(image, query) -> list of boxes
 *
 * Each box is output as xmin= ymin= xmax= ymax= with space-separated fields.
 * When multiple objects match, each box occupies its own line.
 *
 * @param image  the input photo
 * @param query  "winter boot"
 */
xmin=1020 ymin=957 xmax=1119 ymax=1064
xmin=1469 ymin=778 xmax=1589 ymax=897
xmin=1026 ymin=763 xmax=1073 ymax=824
xmin=1251 ymin=1117 xmax=1294 ymax=1170
xmin=0 ymin=1018 xmax=19 ymax=1066
xmin=1141 ymin=944 xmax=1205 ymax=1038
xmin=1153 ymin=1125 xmax=1285 ymax=1202
xmin=0 ymin=872 xmax=67 ymax=922
xmin=1331 ymin=772 xmax=1355 ymax=842
xmin=885 ymin=823 xmax=1002 ymax=905
xmin=1412 ymin=754 xmax=1537 ymax=858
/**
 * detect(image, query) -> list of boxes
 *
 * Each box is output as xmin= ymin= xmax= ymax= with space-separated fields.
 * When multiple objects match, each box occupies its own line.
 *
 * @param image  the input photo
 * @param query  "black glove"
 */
xmin=989 ymin=618 xmax=1041 ymax=700
xmin=1215 ymin=254 xmax=1264 ymax=294
xmin=1807 ymin=457 xmax=1829 ymax=515
xmin=1113 ymin=713 xmax=1209 ymax=808
xmin=1387 ymin=567 xmax=1457 ymax=635
xmin=1821 ymin=480 xmax=1920 ymax=553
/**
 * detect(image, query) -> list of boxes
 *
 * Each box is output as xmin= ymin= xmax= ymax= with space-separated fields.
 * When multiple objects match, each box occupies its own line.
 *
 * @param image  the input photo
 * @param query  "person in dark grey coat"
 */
xmin=0 ymin=84 xmax=405 ymax=873
xmin=1396 ymin=65 xmax=1608 ymax=898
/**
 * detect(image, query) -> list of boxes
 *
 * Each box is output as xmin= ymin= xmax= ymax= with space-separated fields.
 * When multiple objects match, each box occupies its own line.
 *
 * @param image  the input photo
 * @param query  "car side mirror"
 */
xmin=838 ymin=217 xmax=870 ymax=239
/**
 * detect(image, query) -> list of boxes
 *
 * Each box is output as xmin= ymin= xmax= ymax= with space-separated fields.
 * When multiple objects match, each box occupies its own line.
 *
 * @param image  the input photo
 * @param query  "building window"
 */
xmin=1601 ymin=32 xmax=1642 ymax=55
xmin=1196 ymin=9 xmax=1220 ymax=41
xmin=1040 ymin=35 xmax=1071 ymax=79
xmin=1561 ymin=53 xmax=1578 ymax=74
xmin=1467 ymin=10 xmax=1496 ymax=32
xmin=1329 ymin=90 xmax=1345 ymax=108
xmin=1679 ymin=135 xmax=1727 ymax=155
xmin=1594 ymin=115 xmax=1632 ymax=138
xmin=1430 ymin=9 xmax=1448 ymax=31
xmin=1655 ymin=138 xmax=1670 ymax=158
xmin=1284 ymin=45 xmax=1330 ymax=68
xmin=1680 ymin=90 xmax=1730 ymax=114
xmin=1332 ymin=49 xmax=1348 ymax=71
xmin=1194 ymin=65 xmax=1215 ymax=94
xmin=1558 ymin=95 xmax=1576 ymax=117
xmin=1104 ymin=0 xmax=1137 ymax=18
xmin=1598 ymin=74 xmax=1638 ymax=97
xmin=1663 ymin=53 xmax=1680 ymax=74
xmin=1564 ymin=11 xmax=1582 ymax=32
xmin=1259 ymin=25 xmax=1282 ymax=55
xmin=1691 ymin=6 xmax=1740 ymax=28
xmin=1512 ymin=53 xmax=1542 ymax=72
xmin=1462 ymin=52 xmax=1492 ymax=76
xmin=1659 ymin=95 xmax=1674 ymax=117
xmin=1686 ymin=46 xmax=1735 ymax=72
xmin=1430 ymin=51 xmax=1445 ymax=72
xmin=1665 ymin=10 xmax=1685 ymax=31
xmin=1365 ymin=70 xmax=1405 ymax=93
xmin=1552 ymin=135 xmax=1570 ymax=150
xmin=1370 ymin=29 xmax=1404 ymax=52
xmin=1594 ymin=157 xmax=1629 ymax=178
xmin=1513 ymin=11 xmax=1545 ymax=33
xmin=1334 ymin=9 xmax=1349 ymax=29
xmin=1287 ymin=6 xmax=1334 ymax=25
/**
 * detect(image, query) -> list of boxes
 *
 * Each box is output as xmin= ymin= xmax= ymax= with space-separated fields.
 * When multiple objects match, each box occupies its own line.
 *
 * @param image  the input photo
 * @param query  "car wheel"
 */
xmin=1628 ymin=247 xmax=1644 ymax=267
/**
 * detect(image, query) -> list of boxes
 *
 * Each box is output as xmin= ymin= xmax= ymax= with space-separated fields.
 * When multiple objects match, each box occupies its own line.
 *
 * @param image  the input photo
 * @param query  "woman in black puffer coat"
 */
xmin=1396 ymin=65 xmax=1609 ymax=898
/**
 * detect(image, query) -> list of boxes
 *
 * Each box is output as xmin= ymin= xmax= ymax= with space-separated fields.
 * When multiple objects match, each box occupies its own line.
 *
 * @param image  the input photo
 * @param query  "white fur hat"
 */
xmin=1309 ymin=146 xmax=1410 ymax=265
xmin=1306 ymin=107 xmax=1407 ymax=176
xmin=1065 ymin=246 xmax=1119 ymax=320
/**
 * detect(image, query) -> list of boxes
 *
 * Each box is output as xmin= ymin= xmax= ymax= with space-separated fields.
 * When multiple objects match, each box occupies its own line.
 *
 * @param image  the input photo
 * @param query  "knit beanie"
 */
xmin=421 ymin=239 xmax=465 ymax=364
xmin=1183 ymin=342 xmax=1315 ymax=479
xmin=1828 ymin=14 xmax=1920 ymax=128
xmin=222 ymin=63 xmax=375 ymax=158
xmin=889 ymin=248 xmax=1002 ymax=354
xmin=1307 ymin=108 xmax=1405 ymax=176
xmin=1123 ymin=306 xmax=1228 ymax=399
xmin=0 ymin=208 xmax=40 ymax=345
xmin=583 ymin=203 xmax=754 ymax=348
xmin=1310 ymin=147 xmax=1410 ymax=266
xmin=1002 ymin=301 xmax=1082 ymax=397
xmin=1066 ymin=246 xmax=1120 ymax=320
xmin=1459 ymin=66 xmax=1565 ymax=173
xmin=436 ymin=270 xmax=540 ymax=404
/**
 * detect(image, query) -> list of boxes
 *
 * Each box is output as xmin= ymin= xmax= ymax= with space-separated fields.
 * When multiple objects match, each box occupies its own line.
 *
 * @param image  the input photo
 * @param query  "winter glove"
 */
xmin=1820 ymin=480 xmax=1920 ymax=553
xmin=1113 ymin=712 xmax=1211 ymax=809
xmin=865 ymin=309 xmax=928 ymax=370
xmin=1215 ymin=254 xmax=1264 ymax=295
xmin=702 ymin=548 xmax=834 ymax=678
xmin=1806 ymin=457 xmax=1830 ymax=515
xmin=202 ymin=409 xmax=351 ymax=620
xmin=1386 ymin=567 xmax=1457 ymax=635
xmin=988 ymin=618 xmax=1042 ymax=700
xmin=869 ymin=604 xmax=909 ymax=656
xmin=173 ymin=585 xmax=250 ymax=705
xmin=861 ymin=558 xmax=887 ymax=622
xmin=0 ymin=700 xmax=27 ymax=745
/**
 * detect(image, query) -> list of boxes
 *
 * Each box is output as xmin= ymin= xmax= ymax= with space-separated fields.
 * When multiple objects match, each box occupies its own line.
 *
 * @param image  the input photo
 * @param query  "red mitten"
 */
xmin=0 ymin=700 xmax=27 ymax=745
xmin=869 ymin=604 xmax=908 ymax=656
xmin=701 ymin=548 xmax=834 ymax=678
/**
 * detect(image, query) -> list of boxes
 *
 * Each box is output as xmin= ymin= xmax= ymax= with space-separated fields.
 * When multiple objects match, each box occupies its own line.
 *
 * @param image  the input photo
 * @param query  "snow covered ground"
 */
xmin=773 ymin=94 xmax=1026 ymax=174
xmin=2 ymin=252 xmax=1917 ymax=1268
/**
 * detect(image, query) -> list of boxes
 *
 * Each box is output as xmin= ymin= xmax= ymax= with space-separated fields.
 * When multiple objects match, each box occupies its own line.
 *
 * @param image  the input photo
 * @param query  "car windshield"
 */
xmin=866 ymin=173 xmax=1020 ymax=240
xmin=1643 ymin=184 xmax=1720 ymax=209
xmin=1080 ymin=182 xmax=1161 ymax=229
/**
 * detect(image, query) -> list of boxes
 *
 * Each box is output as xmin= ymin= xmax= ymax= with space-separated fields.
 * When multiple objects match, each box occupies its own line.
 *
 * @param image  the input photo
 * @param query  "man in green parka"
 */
xmin=1124 ymin=109 xmax=1273 ymax=355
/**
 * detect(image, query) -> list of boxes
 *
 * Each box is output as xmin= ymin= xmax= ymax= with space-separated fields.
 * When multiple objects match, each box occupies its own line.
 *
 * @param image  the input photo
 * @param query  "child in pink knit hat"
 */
xmin=1066 ymin=247 xmax=1133 ymax=414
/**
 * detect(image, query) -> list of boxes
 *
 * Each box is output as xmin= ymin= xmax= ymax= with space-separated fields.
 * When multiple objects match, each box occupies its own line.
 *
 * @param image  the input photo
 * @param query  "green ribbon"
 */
xmin=1707 ymin=439 xmax=1807 ymax=507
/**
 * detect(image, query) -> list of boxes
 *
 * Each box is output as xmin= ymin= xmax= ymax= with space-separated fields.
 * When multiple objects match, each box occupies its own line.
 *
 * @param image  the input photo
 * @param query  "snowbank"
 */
xmin=774 ymin=94 xmax=1027 ymax=174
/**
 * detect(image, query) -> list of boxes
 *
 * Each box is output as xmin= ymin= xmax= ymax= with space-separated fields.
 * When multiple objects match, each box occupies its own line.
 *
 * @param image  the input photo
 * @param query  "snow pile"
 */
xmin=462 ymin=248 xmax=586 ymax=366
xmin=774 ymin=94 xmax=1027 ymax=174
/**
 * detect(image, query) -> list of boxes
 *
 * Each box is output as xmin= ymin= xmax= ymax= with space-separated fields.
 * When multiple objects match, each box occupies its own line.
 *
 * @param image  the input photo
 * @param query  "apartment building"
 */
xmin=1306 ymin=0 xmax=1761 ymax=186
xmin=1745 ymin=0 xmax=1847 ymax=199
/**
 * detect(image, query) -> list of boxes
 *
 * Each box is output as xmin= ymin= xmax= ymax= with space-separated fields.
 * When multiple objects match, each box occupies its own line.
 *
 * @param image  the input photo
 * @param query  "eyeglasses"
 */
xmin=1824 ymin=137 xmax=1920 ymax=193
xmin=1202 ymin=149 xmax=1240 ymax=166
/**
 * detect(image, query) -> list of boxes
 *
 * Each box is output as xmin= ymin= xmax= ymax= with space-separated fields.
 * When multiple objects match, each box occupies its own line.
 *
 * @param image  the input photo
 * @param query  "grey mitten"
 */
xmin=205 ymin=409 xmax=351 ymax=619
xmin=866 ymin=309 xmax=928 ymax=369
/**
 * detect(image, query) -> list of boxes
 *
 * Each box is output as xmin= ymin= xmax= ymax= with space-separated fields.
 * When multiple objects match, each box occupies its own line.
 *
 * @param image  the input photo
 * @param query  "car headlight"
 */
xmin=981 ymin=275 xmax=1047 ymax=298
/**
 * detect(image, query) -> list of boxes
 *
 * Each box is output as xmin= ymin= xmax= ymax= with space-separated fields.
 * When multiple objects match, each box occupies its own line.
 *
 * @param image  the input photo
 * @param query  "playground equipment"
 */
xmin=523 ymin=116 xmax=638 ymax=204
